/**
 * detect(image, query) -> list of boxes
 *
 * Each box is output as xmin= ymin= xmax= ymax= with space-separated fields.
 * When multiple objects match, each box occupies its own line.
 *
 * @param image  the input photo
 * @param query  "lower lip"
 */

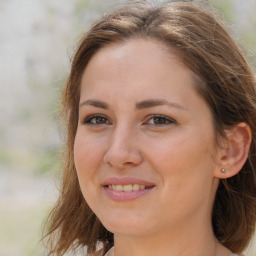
xmin=103 ymin=186 xmax=154 ymax=201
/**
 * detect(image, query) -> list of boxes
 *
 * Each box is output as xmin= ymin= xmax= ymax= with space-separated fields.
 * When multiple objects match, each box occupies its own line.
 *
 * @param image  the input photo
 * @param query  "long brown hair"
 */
xmin=44 ymin=1 xmax=256 ymax=255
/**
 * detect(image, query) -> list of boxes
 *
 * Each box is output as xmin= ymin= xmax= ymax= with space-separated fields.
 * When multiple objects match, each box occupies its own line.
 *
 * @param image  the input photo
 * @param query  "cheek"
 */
xmin=74 ymin=132 xmax=103 ymax=167
xmin=74 ymin=132 xmax=105 ymax=188
xmin=73 ymin=133 xmax=106 ymax=208
xmin=148 ymin=132 xmax=216 ymax=217
xmin=144 ymin=129 xmax=215 ymax=186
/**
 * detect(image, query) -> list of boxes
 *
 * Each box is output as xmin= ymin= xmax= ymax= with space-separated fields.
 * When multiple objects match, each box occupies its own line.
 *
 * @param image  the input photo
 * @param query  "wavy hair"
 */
xmin=44 ymin=1 xmax=256 ymax=255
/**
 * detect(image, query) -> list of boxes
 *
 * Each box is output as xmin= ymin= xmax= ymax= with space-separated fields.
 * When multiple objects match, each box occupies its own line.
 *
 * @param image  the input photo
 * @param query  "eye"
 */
xmin=145 ymin=115 xmax=175 ymax=126
xmin=82 ymin=115 xmax=111 ymax=125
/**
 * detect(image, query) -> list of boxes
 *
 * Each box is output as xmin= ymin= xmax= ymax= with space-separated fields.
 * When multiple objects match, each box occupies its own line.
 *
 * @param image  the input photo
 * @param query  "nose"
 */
xmin=103 ymin=126 xmax=143 ymax=169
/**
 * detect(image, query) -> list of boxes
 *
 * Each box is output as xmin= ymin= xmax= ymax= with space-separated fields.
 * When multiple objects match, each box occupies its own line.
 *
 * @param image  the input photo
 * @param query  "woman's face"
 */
xmin=74 ymin=39 xmax=220 ymax=237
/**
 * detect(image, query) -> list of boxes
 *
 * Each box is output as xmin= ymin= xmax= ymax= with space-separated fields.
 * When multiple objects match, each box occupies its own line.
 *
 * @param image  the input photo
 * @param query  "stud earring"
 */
xmin=221 ymin=168 xmax=225 ymax=173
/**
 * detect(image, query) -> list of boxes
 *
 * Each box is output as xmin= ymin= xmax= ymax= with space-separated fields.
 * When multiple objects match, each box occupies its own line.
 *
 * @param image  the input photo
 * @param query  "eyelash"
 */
xmin=145 ymin=114 xmax=176 ymax=126
xmin=82 ymin=114 xmax=176 ymax=126
xmin=82 ymin=115 xmax=111 ymax=125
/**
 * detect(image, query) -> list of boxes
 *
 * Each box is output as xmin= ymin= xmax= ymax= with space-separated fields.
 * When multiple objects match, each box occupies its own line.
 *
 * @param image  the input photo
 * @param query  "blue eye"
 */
xmin=83 ymin=115 xmax=111 ymax=125
xmin=146 ymin=115 xmax=175 ymax=125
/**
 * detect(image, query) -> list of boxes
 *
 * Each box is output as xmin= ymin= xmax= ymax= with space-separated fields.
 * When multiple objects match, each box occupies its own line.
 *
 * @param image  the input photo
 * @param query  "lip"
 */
xmin=102 ymin=177 xmax=155 ymax=186
xmin=102 ymin=177 xmax=155 ymax=201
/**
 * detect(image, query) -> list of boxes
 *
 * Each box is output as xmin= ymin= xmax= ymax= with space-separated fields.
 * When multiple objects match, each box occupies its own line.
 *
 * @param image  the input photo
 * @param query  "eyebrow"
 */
xmin=79 ymin=98 xmax=187 ymax=111
xmin=135 ymin=99 xmax=187 ymax=111
xmin=79 ymin=99 xmax=109 ymax=109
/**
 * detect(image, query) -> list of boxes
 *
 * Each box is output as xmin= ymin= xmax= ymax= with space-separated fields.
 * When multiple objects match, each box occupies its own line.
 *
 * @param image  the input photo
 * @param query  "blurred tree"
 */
xmin=209 ymin=0 xmax=256 ymax=71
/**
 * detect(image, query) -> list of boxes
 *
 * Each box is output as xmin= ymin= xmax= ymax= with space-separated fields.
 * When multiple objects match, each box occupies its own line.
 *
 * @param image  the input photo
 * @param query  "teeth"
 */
xmin=139 ymin=185 xmax=145 ymax=190
xmin=107 ymin=184 xmax=149 ymax=191
xmin=123 ymin=184 xmax=133 ymax=192
xmin=133 ymin=184 xmax=140 ymax=191
xmin=116 ymin=185 xmax=123 ymax=191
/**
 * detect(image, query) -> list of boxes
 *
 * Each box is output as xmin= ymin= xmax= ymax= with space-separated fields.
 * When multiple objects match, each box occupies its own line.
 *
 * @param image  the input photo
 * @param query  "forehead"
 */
xmin=84 ymin=38 xmax=183 ymax=69
xmin=80 ymin=38 xmax=194 ymax=98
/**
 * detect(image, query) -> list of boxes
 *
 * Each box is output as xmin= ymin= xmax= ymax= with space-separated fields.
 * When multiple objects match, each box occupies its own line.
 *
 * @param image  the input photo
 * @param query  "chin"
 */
xmin=105 ymin=224 xmax=150 ymax=237
xmin=99 ymin=213 xmax=156 ymax=236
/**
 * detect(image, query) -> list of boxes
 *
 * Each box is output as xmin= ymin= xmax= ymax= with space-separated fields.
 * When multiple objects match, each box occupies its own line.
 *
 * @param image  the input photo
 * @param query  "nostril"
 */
xmin=123 ymin=162 xmax=134 ymax=166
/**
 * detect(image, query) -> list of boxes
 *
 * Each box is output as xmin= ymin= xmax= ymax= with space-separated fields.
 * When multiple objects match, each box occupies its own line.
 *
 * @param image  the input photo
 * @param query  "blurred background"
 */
xmin=0 ymin=0 xmax=255 ymax=255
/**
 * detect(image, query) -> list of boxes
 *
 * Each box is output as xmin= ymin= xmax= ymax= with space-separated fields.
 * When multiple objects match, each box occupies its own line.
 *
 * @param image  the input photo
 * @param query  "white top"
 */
xmin=104 ymin=247 xmax=242 ymax=256
xmin=104 ymin=247 xmax=114 ymax=256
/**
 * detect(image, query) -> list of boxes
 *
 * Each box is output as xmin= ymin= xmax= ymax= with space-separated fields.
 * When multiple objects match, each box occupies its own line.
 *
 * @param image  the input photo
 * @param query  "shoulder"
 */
xmin=93 ymin=247 xmax=114 ymax=256
xmin=102 ymin=247 xmax=114 ymax=256
xmin=91 ymin=249 xmax=104 ymax=256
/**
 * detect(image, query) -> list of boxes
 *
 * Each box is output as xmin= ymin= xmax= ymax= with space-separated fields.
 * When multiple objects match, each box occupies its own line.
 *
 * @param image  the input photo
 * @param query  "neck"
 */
xmin=112 ymin=217 xmax=231 ymax=256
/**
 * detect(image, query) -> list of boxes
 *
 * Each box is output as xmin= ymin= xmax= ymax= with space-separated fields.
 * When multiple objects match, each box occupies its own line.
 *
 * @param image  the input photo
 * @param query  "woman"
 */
xmin=44 ymin=1 xmax=256 ymax=256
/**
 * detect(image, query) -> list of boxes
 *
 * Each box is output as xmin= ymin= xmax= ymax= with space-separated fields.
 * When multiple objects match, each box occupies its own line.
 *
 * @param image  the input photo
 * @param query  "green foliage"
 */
xmin=75 ymin=0 xmax=91 ymax=15
xmin=0 ymin=202 xmax=51 ymax=256
xmin=209 ymin=0 xmax=235 ymax=23
xmin=18 ymin=107 xmax=31 ymax=121
xmin=35 ymin=146 xmax=60 ymax=175
xmin=0 ymin=149 xmax=12 ymax=165
xmin=209 ymin=0 xmax=256 ymax=71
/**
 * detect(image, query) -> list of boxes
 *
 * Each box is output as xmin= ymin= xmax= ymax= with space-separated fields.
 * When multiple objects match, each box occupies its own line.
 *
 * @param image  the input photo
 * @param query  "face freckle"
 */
xmin=74 ymin=38 xmax=220 ymax=237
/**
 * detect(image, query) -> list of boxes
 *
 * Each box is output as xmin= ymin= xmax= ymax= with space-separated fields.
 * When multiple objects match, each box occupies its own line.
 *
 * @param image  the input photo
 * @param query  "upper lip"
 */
xmin=102 ymin=177 xmax=155 ymax=186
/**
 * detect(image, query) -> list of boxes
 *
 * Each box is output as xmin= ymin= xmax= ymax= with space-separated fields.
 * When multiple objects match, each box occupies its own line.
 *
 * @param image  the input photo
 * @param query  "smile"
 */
xmin=102 ymin=177 xmax=155 ymax=201
xmin=107 ymin=184 xmax=152 ymax=191
xmin=103 ymin=184 xmax=155 ymax=201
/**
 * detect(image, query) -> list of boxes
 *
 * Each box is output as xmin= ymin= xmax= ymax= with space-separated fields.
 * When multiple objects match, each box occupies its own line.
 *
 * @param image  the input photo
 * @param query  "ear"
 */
xmin=214 ymin=122 xmax=251 ymax=179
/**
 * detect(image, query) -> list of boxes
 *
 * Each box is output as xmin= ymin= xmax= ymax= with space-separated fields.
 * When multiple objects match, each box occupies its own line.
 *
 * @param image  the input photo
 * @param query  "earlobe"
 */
xmin=214 ymin=122 xmax=251 ymax=179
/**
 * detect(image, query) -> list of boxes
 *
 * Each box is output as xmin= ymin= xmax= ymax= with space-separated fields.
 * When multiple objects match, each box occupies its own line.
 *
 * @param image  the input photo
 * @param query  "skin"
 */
xmin=74 ymin=39 xmax=240 ymax=256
